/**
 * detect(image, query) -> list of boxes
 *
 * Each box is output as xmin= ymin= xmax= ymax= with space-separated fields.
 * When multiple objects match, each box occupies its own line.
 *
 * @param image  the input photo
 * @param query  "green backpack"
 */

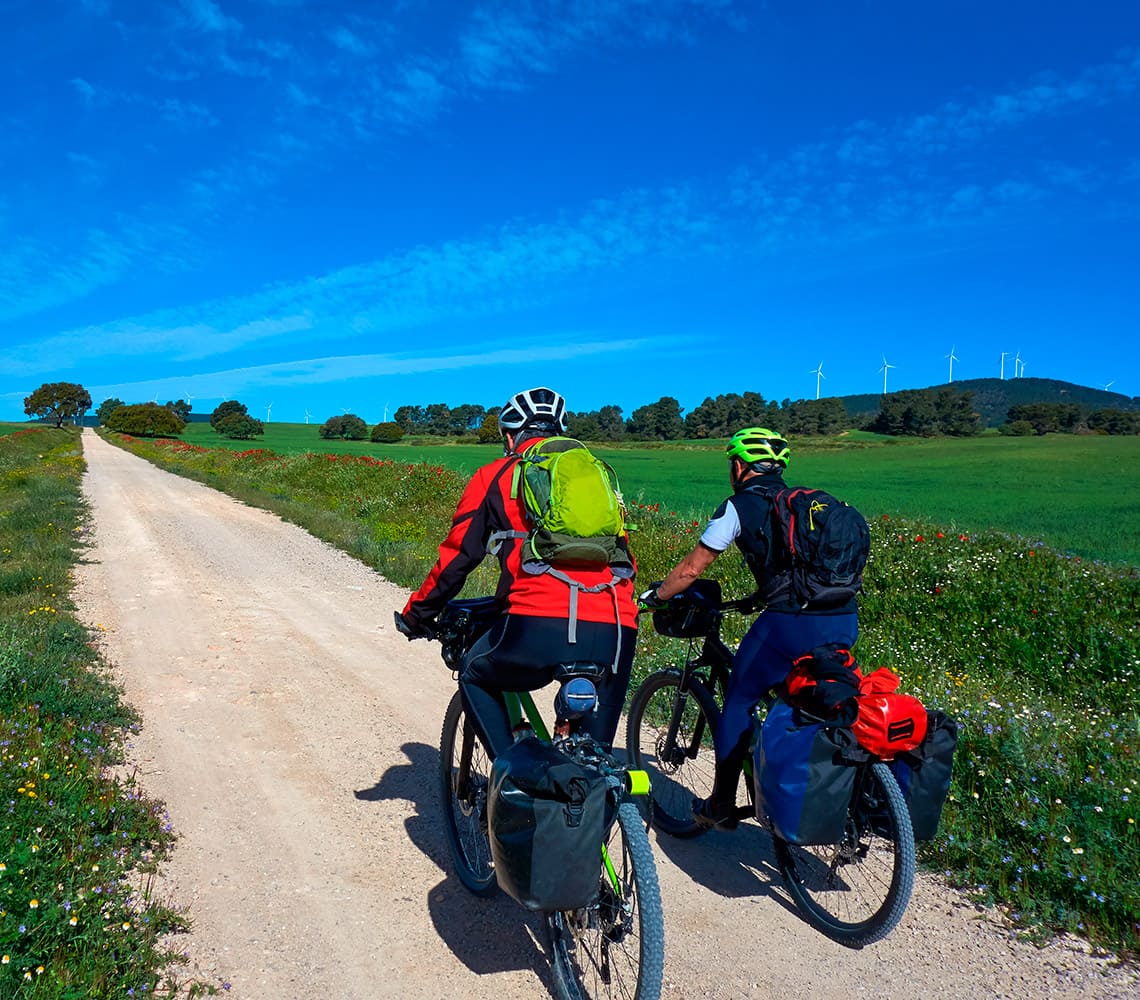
xmin=488 ymin=437 xmax=634 ymax=662
xmin=511 ymin=437 xmax=633 ymax=571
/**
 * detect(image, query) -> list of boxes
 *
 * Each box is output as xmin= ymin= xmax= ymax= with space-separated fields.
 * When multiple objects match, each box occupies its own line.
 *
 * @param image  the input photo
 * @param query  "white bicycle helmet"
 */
xmin=498 ymin=386 xmax=568 ymax=435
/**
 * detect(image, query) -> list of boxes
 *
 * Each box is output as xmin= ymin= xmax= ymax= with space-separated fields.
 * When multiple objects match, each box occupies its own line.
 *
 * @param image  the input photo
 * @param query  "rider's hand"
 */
xmin=394 ymin=610 xmax=434 ymax=640
xmin=638 ymin=585 xmax=667 ymax=611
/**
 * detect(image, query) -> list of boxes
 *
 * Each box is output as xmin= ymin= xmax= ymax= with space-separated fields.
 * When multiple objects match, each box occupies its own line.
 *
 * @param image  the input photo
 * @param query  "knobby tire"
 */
xmin=624 ymin=669 xmax=720 ymax=838
xmin=548 ymin=800 xmax=664 ymax=1000
xmin=774 ymin=760 xmax=915 ymax=947
xmin=438 ymin=691 xmax=497 ymax=897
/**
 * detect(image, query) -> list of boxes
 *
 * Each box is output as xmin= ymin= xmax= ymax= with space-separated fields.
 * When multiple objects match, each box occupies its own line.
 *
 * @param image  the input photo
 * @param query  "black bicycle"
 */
xmin=625 ymin=580 xmax=914 ymax=948
xmin=434 ymin=597 xmax=664 ymax=1000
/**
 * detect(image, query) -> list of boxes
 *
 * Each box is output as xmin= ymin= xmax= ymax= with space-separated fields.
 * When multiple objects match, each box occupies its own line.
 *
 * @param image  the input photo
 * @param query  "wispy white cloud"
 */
xmin=69 ymin=77 xmax=98 ymax=105
xmin=81 ymin=336 xmax=661 ymax=403
xmin=327 ymin=25 xmax=374 ymax=56
xmin=179 ymin=0 xmax=241 ymax=34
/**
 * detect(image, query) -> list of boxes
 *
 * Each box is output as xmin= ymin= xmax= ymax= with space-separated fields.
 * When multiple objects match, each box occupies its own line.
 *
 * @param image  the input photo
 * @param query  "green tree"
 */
xmin=211 ymin=400 xmax=249 ymax=429
xmin=23 ymin=382 xmax=93 ymax=427
xmin=628 ymin=396 xmax=684 ymax=440
xmin=96 ymin=397 xmax=125 ymax=425
xmin=320 ymin=414 xmax=367 ymax=439
xmin=215 ymin=412 xmax=264 ymax=440
xmin=450 ymin=403 xmax=486 ymax=435
xmin=165 ymin=399 xmax=192 ymax=422
xmin=394 ymin=405 xmax=426 ymax=433
xmin=319 ymin=416 xmax=346 ymax=439
xmin=341 ymin=414 xmax=368 ymax=440
xmin=477 ymin=411 xmax=500 ymax=443
xmin=105 ymin=402 xmax=185 ymax=437
xmin=371 ymin=421 xmax=404 ymax=443
xmin=425 ymin=403 xmax=452 ymax=435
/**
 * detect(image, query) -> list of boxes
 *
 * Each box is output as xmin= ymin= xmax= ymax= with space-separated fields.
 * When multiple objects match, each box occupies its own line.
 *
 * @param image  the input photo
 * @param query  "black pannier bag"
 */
xmin=890 ymin=709 xmax=958 ymax=841
xmin=487 ymin=735 xmax=609 ymax=911
xmin=757 ymin=699 xmax=858 ymax=846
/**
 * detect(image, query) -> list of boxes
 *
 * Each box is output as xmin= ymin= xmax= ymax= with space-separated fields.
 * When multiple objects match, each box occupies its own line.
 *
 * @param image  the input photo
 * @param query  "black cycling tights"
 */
xmin=459 ymin=614 xmax=636 ymax=759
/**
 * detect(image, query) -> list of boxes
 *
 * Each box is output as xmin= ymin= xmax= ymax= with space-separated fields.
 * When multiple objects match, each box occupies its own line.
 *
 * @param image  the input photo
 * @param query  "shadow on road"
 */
xmin=355 ymin=741 xmax=558 ymax=991
xmin=650 ymin=815 xmax=804 ymax=922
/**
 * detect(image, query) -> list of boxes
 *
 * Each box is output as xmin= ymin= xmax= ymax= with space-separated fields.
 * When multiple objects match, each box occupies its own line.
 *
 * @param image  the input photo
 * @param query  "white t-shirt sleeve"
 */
xmin=699 ymin=498 xmax=740 ymax=553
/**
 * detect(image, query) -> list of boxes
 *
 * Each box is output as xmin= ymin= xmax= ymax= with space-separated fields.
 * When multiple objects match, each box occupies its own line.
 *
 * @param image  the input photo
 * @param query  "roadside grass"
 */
xmin=105 ymin=429 xmax=1140 ymax=956
xmin=0 ymin=427 xmax=217 ymax=998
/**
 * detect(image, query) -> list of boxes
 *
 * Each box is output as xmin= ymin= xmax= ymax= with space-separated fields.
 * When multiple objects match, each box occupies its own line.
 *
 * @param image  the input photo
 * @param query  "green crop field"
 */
xmin=179 ymin=422 xmax=1140 ymax=565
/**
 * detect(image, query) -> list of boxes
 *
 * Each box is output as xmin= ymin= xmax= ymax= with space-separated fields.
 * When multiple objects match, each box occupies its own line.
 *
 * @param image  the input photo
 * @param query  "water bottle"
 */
xmin=554 ymin=676 xmax=598 ymax=722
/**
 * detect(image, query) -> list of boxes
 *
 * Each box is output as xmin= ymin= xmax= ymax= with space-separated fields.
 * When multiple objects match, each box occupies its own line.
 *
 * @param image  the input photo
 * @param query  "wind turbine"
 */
xmin=1014 ymin=351 xmax=1024 ymax=378
xmin=1000 ymin=351 xmax=1010 ymax=380
xmin=878 ymin=355 xmax=895 ymax=394
xmin=945 ymin=345 xmax=959 ymax=383
xmin=810 ymin=362 xmax=825 ymax=400
xmin=1103 ymin=381 xmax=1115 ymax=391
xmin=265 ymin=402 xmax=273 ymax=422
xmin=304 ymin=409 xmax=312 ymax=424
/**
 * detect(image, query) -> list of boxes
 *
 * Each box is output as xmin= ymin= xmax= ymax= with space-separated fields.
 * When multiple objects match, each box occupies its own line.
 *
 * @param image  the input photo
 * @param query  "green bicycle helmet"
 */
xmin=725 ymin=427 xmax=790 ymax=467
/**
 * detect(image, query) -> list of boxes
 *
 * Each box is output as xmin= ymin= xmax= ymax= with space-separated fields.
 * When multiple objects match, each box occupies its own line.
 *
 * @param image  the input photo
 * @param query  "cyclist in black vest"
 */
xmin=640 ymin=427 xmax=859 ymax=830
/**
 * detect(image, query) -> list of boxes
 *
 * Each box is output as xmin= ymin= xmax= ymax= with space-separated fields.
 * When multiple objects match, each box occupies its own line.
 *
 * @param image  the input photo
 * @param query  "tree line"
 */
xmin=19 ymin=382 xmax=1139 ymax=441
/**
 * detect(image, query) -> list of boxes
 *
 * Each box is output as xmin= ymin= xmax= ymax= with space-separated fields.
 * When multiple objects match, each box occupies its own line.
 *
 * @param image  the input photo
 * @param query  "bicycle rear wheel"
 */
xmin=774 ymin=760 xmax=915 ymax=947
xmin=438 ymin=691 xmax=497 ymax=896
xmin=547 ymin=800 xmax=664 ymax=1000
xmin=624 ymin=669 xmax=719 ymax=838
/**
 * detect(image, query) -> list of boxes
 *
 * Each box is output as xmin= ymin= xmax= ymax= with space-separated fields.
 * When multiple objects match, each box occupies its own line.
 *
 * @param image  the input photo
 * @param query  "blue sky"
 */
xmin=2 ymin=0 xmax=1137 ymax=425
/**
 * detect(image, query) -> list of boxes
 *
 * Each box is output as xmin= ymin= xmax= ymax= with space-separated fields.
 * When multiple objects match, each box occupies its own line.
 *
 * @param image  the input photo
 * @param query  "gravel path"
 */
xmin=72 ymin=429 xmax=1136 ymax=999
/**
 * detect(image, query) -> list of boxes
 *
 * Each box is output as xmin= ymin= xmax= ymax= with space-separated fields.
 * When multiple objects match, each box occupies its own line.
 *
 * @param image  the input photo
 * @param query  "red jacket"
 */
xmin=403 ymin=441 xmax=638 ymax=630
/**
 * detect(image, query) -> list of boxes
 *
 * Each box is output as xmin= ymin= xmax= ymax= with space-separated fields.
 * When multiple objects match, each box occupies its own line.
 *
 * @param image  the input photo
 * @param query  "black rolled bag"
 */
xmin=757 ymin=699 xmax=859 ymax=845
xmin=889 ymin=709 xmax=959 ymax=841
xmin=487 ymin=735 xmax=609 ymax=911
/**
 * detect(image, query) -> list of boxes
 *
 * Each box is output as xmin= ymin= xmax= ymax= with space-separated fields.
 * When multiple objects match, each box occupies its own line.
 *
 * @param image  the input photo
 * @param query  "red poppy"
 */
xmin=915 ymin=535 xmax=925 ymax=542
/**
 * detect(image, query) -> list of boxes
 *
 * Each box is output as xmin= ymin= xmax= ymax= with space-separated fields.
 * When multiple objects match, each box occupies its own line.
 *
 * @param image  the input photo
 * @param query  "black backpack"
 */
xmin=771 ymin=486 xmax=870 ymax=607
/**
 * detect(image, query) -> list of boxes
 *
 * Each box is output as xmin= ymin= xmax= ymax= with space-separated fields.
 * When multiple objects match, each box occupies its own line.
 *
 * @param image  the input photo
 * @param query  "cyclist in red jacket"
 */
xmin=395 ymin=387 xmax=638 ymax=758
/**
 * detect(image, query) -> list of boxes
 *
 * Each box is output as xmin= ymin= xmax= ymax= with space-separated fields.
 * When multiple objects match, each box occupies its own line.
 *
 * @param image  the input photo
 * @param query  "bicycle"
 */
xmin=432 ymin=597 xmax=664 ymax=1000
xmin=624 ymin=580 xmax=915 ymax=948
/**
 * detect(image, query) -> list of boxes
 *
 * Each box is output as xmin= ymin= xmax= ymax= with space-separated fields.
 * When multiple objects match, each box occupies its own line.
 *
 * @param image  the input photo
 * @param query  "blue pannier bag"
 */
xmin=757 ymin=699 xmax=858 ymax=845
xmin=487 ymin=735 xmax=609 ymax=911
xmin=890 ymin=709 xmax=958 ymax=841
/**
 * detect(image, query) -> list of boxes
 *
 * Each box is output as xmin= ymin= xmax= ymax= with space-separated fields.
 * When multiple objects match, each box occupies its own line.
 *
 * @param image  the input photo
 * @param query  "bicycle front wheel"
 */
xmin=547 ymin=800 xmax=664 ymax=1000
xmin=774 ymin=760 xmax=915 ymax=947
xmin=438 ymin=691 xmax=497 ymax=897
xmin=625 ymin=669 xmax=719 ymax=838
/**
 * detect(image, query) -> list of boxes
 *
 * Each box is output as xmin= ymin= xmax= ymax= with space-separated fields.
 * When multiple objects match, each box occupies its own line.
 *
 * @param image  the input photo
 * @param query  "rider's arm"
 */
xmin=652 ymin=497 xmax=740 ymax=602
xmin=655 ymin=542 xmax=720 ymax=601
xmin=401 ymin=461 xmax=508 ymax=628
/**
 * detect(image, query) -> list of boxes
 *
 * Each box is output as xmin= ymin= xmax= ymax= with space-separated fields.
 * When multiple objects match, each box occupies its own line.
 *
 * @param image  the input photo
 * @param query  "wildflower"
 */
xmin=29 ymin=899 xmax=39 ymax=908
xmin=69 ymin=916 xmax=77 ymax=926
xmin=1 ymin=956 xmax=8 ymax=964
xmin=122 ymin=921 xmax=131 ymax=930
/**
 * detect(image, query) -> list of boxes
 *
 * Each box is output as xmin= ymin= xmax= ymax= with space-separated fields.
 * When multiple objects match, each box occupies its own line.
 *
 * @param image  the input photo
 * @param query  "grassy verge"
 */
xmin=0 ymin=427 xmax=219 ymax=997
xmin=105 ymin=431 xmax=1140 ymax=957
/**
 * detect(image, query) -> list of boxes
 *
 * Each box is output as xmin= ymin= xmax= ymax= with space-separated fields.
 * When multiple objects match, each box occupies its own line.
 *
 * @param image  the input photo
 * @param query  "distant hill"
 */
xmin=839 ymin=377 xmax=1138 ymax=428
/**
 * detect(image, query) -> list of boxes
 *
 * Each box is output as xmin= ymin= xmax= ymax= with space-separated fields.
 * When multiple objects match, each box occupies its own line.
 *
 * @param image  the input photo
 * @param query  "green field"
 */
xmin=178 ymin=422 xmax=1140 ymax=565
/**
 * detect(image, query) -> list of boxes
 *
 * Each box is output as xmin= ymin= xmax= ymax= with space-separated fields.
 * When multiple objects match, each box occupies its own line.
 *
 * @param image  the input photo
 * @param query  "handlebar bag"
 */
xmin=757 ymin=699 xmax=857 ymax=846
xmin=889 ymin=710 xmax=959 ymax=841
xmin=487 ymin=735 xmax=609 ymax=912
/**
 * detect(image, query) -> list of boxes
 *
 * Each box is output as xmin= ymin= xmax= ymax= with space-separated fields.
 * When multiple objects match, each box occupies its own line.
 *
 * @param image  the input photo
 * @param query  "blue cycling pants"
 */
xmin=714 ymin=609 xmax=859 ymax=762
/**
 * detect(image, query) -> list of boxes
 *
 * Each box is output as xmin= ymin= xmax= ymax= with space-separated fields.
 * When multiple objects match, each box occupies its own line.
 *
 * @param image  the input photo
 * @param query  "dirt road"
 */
xmin=72 ymin=429 xmax=1135 ymax=1000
